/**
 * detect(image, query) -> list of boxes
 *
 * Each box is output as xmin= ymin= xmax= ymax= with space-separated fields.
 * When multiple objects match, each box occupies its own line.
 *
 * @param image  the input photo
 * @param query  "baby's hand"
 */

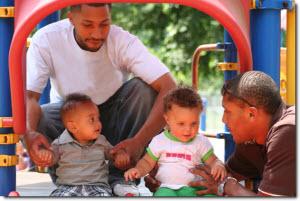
xmin=36 ymin=148 xmax=54 ymax=167
xmin=211 ymin=161 xmax=227 ymax=182
xmin=124 ymin=168 xmax=141 ymax=182
xmin=113 ymin=149 xmax=130 ymax=170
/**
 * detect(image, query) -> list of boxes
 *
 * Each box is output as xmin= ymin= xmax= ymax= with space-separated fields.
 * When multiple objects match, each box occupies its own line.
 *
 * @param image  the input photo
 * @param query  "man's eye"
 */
xmin=83 ymin=24 xmax=92 ymax=27
xmin=100 ymin=23 xmax=109 ymax=27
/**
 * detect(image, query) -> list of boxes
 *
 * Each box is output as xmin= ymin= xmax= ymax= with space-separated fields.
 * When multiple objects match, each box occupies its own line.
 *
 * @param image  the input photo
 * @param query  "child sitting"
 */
xmin=124 ymin=86 xmax=227 ymax=196
xmin=38 ymin=93 xmax=130 ymax=196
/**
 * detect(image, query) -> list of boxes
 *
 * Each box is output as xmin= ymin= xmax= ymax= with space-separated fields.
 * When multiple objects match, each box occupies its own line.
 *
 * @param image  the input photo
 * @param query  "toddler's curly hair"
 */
xmin=163 ymin=86 xmax=203 ymax=113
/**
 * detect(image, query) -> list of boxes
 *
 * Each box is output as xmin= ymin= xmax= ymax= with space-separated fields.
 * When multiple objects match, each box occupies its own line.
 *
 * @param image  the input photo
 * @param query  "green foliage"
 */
xmin=111 ymin=4 xmax=224 ymax=91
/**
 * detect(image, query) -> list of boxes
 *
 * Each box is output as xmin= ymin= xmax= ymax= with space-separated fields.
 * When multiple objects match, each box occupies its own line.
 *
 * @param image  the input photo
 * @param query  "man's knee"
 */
xmin=38 ymin=102 xmax=64 ymax=141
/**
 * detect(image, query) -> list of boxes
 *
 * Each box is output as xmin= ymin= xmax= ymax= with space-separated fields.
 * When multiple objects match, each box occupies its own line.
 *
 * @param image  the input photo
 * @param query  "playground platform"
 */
xmin=16 ymin=171 xmax=152 ymax=196
xmin=16 ymin=138 xmax=224 ymax=197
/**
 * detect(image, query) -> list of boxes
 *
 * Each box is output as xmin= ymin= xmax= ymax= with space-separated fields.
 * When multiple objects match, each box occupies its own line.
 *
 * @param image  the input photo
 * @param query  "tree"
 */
xmin=112 ymin=3 xmax=224 ymax=91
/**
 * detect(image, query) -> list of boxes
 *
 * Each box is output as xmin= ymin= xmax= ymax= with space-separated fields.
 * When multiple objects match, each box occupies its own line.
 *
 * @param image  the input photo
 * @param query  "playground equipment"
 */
xmin=8 ymin=191 xmax=20 ymax=196
xmin=0 ymin=0 xmax=296 ymax=196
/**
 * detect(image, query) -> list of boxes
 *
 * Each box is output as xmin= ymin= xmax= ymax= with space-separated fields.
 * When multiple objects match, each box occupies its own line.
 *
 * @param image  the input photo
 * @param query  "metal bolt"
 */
xmin=282 ymin=2 xmax=288 ymax=8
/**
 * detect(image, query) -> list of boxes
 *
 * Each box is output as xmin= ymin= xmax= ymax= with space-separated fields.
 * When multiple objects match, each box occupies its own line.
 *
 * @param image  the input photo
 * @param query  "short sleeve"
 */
xmin=51 ymin=139 xmax=60 ymax=165
xmin=146 ymin=135 xmax=162 ymax=161
xmin=195 ymin=134 xmax=213 ymax=163
xmin=26 ymin=33 xmax=52 ymax=93
xmin=98 ymin=135 xmax=113 ymax=150
xmin=258 ymin=125 xmax=296 ymax=196
xmin=108 ymin=26 xmax=169 ymax=84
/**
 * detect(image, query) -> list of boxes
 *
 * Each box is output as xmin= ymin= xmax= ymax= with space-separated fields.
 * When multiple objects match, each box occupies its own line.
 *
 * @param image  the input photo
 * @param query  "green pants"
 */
xmin=154 ymin=186 xmax=216 ymax=197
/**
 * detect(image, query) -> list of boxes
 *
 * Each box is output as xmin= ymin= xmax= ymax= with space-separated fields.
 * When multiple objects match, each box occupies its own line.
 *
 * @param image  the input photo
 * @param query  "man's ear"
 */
xmin=67 ymin=11 xmax=74 ymax=25
xmin=248 ymin=107 xmax=258 ymax=121
xmin=66 ymin=121 xmax=77 ymax=133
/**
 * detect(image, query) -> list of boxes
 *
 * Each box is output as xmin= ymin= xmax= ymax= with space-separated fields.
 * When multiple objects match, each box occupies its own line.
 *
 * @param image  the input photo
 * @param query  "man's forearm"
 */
xmin=27 ymin=104 xmax=41 ymax=130
xmin=25 ymin=98 xmax=42 ymax=143
xmin=224 ymin=178 xmax=257 ymax=196
xmin=133 ymin=99 xmax=166 ymax=147
xmin=26 ymin=91 xmax=42 ymax=132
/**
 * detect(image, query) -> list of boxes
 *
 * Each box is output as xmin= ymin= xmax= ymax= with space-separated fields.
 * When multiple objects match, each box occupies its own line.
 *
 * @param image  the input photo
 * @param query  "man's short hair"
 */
xmin=70 ymin=3 xmax=111 ymax=12
xmin=163 ymin=86 xmax=203 ymax=113
xmin=60 ymin=93 xmax=93 ymax=122
xmin=221 ymin=71 xmax=282 ymax=114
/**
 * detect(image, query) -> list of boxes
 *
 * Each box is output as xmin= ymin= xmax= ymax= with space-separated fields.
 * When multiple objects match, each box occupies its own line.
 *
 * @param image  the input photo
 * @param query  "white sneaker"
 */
xmin=113 ymin=183 xmax=140 ymax=196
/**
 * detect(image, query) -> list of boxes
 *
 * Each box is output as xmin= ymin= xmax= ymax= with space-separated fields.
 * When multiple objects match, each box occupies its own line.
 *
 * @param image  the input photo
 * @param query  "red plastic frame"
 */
xmin=9 ymin=0 xmax=252 ymax=134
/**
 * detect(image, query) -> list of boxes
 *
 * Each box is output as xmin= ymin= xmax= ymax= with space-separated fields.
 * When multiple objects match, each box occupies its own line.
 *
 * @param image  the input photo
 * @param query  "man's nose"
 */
xmin=91 ymin=28 xmax=103 ymax=39
xmin=222 ymin=114 xmax=226 ymax=124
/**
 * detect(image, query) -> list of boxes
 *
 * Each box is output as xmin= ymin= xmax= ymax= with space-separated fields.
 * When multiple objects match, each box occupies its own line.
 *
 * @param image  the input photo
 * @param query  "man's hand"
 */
xmin=189 ymin=164 xmax=219 ymax=196
xmin=113 ymin=149 xmax=131 ymax=170
xmin=37 ymin=149 xmax=54 ymax=167
xmin=25 ymin=131 xmax=52 ymax=166
xmin=144 ymin=164 xmax=160 ymax=192
xmin=110 ymin=137 xmax=144 ymax=165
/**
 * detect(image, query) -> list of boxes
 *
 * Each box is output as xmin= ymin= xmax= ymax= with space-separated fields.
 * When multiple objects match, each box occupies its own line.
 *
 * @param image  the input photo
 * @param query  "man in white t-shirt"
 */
xmin=25 ymin=3 xmax=176 ymax=196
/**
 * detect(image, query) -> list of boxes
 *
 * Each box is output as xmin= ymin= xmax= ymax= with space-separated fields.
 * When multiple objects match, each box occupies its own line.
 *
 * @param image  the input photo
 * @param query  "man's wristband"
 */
xmin=218 ymin=176 xmax=238 ymax=196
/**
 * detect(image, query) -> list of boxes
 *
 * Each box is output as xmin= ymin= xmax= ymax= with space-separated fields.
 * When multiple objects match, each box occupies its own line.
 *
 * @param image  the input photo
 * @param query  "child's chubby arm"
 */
xmin=124 ymin=168 xmax=141 ymax=182
xmin=204 ymin=154 xmax=227 ymax=182
xmin=124 ymin=153 xmax=157 ymax=182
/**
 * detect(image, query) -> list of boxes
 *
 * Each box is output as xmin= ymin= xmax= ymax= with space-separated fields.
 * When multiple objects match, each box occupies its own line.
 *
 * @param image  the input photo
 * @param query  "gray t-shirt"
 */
xmin=52 ymin=130 xmax=112 ymax=186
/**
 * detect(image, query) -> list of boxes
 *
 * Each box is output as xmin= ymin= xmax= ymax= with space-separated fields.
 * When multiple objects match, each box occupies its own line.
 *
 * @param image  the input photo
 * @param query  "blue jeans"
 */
xmin=37 ymin=78 xmax=157 ymax=185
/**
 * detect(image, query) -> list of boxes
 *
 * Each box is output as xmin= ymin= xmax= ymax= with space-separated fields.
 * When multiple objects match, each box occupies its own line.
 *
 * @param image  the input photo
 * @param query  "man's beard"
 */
xmin=74 ymin=30 xmax=102 ymax=52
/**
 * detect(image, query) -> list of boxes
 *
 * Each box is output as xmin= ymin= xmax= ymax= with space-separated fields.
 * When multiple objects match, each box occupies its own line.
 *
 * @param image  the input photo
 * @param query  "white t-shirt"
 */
xmin=147 ymin=131 xmax=213 ymax=190
xmin=26 ymin=19 xmax=169 ymax=104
